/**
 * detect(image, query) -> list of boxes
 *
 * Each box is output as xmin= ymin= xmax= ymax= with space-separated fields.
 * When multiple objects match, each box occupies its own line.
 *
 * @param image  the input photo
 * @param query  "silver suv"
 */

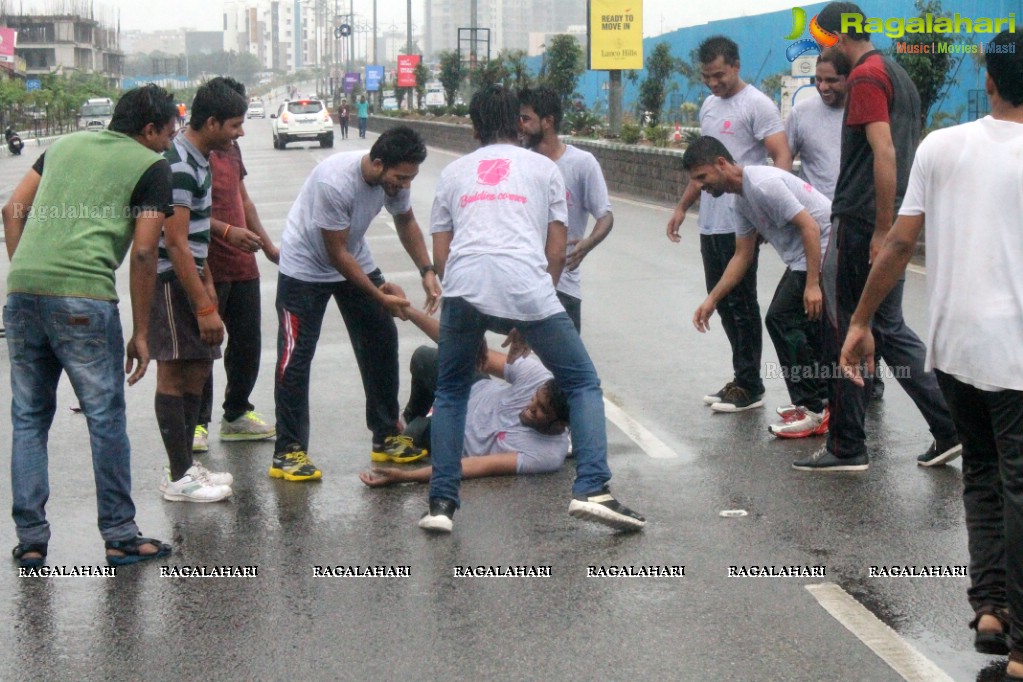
xmin=271 ymin=99 xmax=334 ymax=149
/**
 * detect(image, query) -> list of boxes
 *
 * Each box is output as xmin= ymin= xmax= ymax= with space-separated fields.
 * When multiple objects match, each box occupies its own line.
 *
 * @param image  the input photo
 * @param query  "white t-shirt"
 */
xmin=279 ymin=151 xmax=411 ymax=283
xmin=431 ymin=143 xmax=568 ymax=320
xmin=555 ymin=144 xmax=612 ymax=301
xmin=698 ymin=85 xmax=785 ymax=235
xmin=464 ymin=355 xmax=569 ymax=474
xmin=898 ymin=116 xmax=1023 ymax=392
xmin=735 ymin=166 xmax=832 ymax=272
xmin=786 ymin=94 xmax=843 ymax=200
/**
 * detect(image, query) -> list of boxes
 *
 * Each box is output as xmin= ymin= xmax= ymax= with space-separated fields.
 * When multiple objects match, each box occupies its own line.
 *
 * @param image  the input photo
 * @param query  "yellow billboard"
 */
xmin=588 ymin=0 xmax=644 ymax=70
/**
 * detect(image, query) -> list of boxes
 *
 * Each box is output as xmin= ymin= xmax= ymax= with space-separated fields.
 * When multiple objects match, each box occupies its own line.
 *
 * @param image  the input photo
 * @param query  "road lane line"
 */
xmin=603 ymin=396 xmax=686 ymax=460
xmin=805 ymin=583 xmax=954 ymax=682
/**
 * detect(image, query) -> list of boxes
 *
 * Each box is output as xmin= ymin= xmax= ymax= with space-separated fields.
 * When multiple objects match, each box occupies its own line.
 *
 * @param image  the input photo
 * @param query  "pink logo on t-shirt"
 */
xmin=803 ymin=182 xmax=813 ymax=192
xmin=477 ymin=159 xmax=511 ymax=186
xmin=566 ymin=189 xmax=575 ymax=208
xmin=721 ymin=120 xmax=734 ymax=135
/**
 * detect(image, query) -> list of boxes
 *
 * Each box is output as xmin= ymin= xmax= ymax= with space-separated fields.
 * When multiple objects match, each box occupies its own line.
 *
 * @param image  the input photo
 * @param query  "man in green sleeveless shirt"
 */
xmin=3 ymin=85 xmax=178 ymax=568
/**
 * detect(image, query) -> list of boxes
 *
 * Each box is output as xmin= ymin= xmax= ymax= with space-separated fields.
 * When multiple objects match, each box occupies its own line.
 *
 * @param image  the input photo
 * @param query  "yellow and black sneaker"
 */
xmin=370 ymin=435 xmax=428 ymax=463
xmin=269 ymin=446 xmax=322 ymax=481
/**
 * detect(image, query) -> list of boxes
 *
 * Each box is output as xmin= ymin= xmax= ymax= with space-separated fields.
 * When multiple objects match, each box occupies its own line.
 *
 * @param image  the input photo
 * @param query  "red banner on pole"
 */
xmin=396 ymin=54 xmax=420 ymax=88
xmin=0 ymin=27 xmax=17 ymax=64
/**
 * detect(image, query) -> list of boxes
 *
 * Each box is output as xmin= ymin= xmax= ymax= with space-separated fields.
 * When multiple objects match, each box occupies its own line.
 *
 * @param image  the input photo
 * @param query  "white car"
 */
xmin=247 ymin=101 xmax=265 ymax=118
xmin=271 ymin=99 xmax=334 ymax=149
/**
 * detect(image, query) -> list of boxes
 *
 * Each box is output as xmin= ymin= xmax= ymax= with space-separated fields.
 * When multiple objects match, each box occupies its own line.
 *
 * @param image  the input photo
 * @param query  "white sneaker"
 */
xmin=159 ymin=464 xmax=233 ymax=491
xmin=769 ymin=406 xmax=829 ymax=439
xmin=161 ymin=465 xmax=232 ymax=503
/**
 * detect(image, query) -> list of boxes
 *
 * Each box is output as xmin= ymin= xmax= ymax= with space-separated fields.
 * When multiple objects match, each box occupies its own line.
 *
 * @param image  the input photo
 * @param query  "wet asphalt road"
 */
xmin=0 ymin=110 xmax=1009 ymax=682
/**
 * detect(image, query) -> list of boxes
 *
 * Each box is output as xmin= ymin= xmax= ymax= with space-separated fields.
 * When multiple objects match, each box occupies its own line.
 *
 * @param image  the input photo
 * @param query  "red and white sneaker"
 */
xmin=776 ymin=404 xmax=800 ymax=417
xmin=769 ymin=406 xmax=829 ymax=439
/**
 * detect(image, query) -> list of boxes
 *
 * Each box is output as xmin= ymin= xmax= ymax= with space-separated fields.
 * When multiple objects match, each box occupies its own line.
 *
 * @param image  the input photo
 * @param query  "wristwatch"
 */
xmin=419 ymin=264 xmax=436 ymax=277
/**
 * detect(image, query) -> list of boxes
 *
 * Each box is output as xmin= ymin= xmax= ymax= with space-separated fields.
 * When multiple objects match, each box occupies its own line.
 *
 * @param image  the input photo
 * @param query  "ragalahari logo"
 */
xmin=477 ymin=159 xmax=510 ymax=186
xmin=784 ymin=7 xmax=839 ymax=61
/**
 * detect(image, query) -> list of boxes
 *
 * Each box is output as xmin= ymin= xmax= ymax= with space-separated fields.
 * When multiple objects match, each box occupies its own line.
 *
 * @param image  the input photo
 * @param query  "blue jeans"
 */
xmin=358 ymin=117 xmax=367 ymax=137
xmin=4 ymin=294 xmax=140 ymax=545
xmin=429 ymin=297 xmax=612 ymax=506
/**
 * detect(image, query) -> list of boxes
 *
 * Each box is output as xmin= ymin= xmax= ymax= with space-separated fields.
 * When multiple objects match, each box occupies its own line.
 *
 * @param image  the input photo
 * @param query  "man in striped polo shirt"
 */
xmin=149 ymin=78 xmax=247 ymax=502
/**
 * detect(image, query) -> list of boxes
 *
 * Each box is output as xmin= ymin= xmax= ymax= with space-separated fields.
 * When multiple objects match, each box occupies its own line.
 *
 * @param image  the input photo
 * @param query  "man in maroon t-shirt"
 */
xmin=194 ymin=138 xmax=280 ymax=450
xmin=793 ymin=2 xmax=959 ymax=473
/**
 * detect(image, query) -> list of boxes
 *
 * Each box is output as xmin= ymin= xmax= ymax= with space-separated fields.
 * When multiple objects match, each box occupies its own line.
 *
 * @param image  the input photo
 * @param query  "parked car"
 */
xmin=271 ymin=99 xmax=333 ymax=149
xmin=247 ymin=101 xmax=265 ymax=119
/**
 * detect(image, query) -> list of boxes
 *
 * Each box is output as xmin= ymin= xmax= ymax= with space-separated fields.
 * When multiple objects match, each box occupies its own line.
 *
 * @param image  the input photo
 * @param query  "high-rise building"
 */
xmin=424 ymin=0 xmax=579 ymax=61
xmin=224 ymin=0 xmax=318 ymax=73
xmin=0 ymin=8 xmax=123 ymax=86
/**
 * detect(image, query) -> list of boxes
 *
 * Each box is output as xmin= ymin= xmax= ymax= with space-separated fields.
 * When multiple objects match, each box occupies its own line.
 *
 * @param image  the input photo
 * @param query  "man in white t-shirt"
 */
xmin=271 ymin=126 xmax=441 ymax=482
xmin=359 ymin=307 xmax=569 ymax=487
xmin=518 ymin=86 xmax=613 ymax=332
xmin=786 ymin=50 xmax=849 ymax=202
xmin=839 ymin=30 xmax=1023 ymax=672
xmin=421 ymin=84 xmax=644 ymax=533
xmin=685 ymin=136 xmax=832 ymax=439
xmin=666 ymin=35 xmax=791 ymax=413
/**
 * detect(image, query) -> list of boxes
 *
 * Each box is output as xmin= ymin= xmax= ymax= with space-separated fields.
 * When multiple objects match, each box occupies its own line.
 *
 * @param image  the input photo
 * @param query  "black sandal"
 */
xmin=12 ymin=543 xmax=47 ymax=569
xmin=969 ymin=605 xmax=1010 ymax=655
xmin=104 ymin=535 xmax=172 ymax=567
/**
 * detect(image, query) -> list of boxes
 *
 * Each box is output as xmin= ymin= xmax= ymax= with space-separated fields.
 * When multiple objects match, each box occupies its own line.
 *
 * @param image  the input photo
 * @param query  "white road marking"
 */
xmin=805 ymin=583 xmax=954 ymax=682
xmin=602 ymin=396 xmax=686 ymax=460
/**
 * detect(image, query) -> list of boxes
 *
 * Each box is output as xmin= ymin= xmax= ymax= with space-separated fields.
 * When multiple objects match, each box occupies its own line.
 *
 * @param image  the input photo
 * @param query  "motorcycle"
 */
xmin=5 ymin=127 xmax=23 ymax=155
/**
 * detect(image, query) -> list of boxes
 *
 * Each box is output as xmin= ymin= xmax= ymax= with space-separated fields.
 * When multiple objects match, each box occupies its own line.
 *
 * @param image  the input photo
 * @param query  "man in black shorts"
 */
xmin=150 ymin=78 xmax=247 ymax=502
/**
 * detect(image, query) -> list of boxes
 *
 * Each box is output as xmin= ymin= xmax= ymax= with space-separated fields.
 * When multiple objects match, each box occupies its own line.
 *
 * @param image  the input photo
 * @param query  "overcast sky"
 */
xmin=105 ymin=0 xmax=799 ymax=37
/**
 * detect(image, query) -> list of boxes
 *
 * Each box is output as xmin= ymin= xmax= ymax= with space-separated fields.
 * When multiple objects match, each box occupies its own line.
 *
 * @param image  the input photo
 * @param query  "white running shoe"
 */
xmin=161 ymin=465 xmax=232 ymax=502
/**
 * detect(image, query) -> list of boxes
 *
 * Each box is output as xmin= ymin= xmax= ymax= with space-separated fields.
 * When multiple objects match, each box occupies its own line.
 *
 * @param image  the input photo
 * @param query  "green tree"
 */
xmin=0 ymin=78 xmax=26 ymax=127
xmin=540 ymin=35 xmax=583 ymax=106
xmin=759 ymin=70 xmax=788 ymax=106
xmin=892 ymin=0 xmax=961 ymax=127
xmin=413 ymin=60 xmax=430 ymax=110
xmin=499 ymin=49 xmax=533 ymax=90
xmin=437 ymin=50 xmax=463 ymax=106
xmin=637 ymin=42 xmax=679 ymax=125
xmin=469 ymin=57 xmax=504 ymax=91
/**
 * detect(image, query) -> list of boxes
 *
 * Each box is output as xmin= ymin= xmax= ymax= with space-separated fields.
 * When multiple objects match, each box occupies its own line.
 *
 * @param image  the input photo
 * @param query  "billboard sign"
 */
xmin=0 ymin=27 xmax=17 ymax=64
xmin=396 ymin=54 xmax=420 ymax=88
xmin=588 ymin=0 xmax=643 ymax=70
xmin=365 ymin=65 xmax=384 ymax=92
